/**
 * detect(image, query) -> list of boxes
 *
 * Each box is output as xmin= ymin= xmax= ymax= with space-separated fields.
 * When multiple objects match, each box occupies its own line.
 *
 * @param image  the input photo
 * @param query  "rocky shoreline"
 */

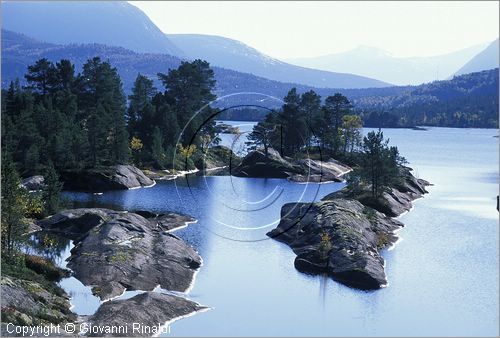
xmin=232 ymin=148 xmax=351 ymax=183
xmin=267 ymin=166 xmax=430 ymax=290
xmin=2 ymin=207 xmax=206 ymax=337
xmin=60 ymin=165 xmax=155 ymax=192
xmin=5 ymin=147 xmax=429 ymax=336
xmin=87 ymin=292 xmax=207 ymax=337
xmin=37 ymin=209 xmax=201 ymax=301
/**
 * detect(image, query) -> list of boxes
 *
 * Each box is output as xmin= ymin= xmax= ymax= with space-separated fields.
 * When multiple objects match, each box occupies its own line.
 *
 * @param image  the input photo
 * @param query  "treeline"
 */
xmin=1 ymin=57 xmax=219 ymax=175
xmin=354 ymin=69 xmax=499 ymax=128
xmin=218 ymin=107 xmax=270 ymax=121
xmin=246 ymin=88 xmax=362 ymax=160
xmin=246 ymin=88 xmax=406 ymax=199
xmin=4 ymin=30 xmax=498 ymax=129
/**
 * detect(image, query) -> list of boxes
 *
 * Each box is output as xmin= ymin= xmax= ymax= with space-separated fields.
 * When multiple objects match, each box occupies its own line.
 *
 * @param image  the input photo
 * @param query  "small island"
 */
xmin=1 ymin=57 xmax=429 ymax=335
xmin=230 ymin=93 xmax=430 ymax=289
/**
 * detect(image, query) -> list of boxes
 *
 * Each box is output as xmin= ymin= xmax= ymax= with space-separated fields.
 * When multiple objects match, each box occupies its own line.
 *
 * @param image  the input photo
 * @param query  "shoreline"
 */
xmin=267 ymin=165 xmax=430 ymax=290
xmin=31 ymin=209 xmax=205 ymax=330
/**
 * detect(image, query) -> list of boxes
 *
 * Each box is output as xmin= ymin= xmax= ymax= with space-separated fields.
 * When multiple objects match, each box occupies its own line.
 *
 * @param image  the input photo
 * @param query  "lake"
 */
xmin=62 ymin=124 xmax=499 ymax=337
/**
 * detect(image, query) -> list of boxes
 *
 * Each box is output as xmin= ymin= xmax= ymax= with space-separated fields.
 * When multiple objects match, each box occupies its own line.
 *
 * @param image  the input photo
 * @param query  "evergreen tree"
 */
xmin=77 ymin=57 xmax=129 ymax=166
xmin=42 ymin=162 xmax=63 ymax=215
xmin=322 ymin=93 xmax=352 ymax=156
xmin=53 ymin=87 xmax=83 ymax=169
xmin=151 ymin=127 xmax=167 ymax=169
xmin=358 ymin=130 xmax=406 ymax=197
xmin=127 ymin=74 xmax=157 ymax=136
xmin=54 ymin=59 xmax=75 ymax=91
xmin=299 ymin=90 xmax=322 ymax=147
xmin=277 ymin=88 xmax=306 ymax=156
xmin=25 ymin=58 xmax=57 ymax=95
xmin=1 ymin=153 xmax=29 ymax=260
xmin=341 ymin=115 xmax=363 ymax=155
xmin=158 ymin=60 xmax=217 ymax=147
xmin=246 ymin=112 xmax=278 ymax=157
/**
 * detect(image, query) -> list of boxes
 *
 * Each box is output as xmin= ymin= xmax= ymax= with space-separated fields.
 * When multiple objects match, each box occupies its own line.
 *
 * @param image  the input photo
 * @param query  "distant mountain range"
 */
xmin=455 ymin=39 xmax=499 ymax=76
xmin=0 ymin=29 xmax=340 ymax=100
xmin=3 ymin=29 xmax=497 ymax=128
xmin=1 ymin=1 xmax=389 ymax=89
xmin=1 ymin=1 xmax=185 ymax=57
xmin=286 ymin=43 xmax=497 ymax=85
xmin=3 ymin=0 xmax=497 ymax=90
xmin=168 ymin=34 xmax=389 ymax=88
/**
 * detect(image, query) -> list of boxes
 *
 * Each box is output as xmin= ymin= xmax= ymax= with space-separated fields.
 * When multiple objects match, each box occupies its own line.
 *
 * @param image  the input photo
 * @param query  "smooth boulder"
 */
xmin=38 ymin=208 xmax=200 ymax=300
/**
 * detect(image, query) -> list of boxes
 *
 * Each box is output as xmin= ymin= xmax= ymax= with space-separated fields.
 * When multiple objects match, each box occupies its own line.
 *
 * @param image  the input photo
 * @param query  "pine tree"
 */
xmin=341 ymin=115 xmax=363 ymax=155
xmin=78 ymin=57 xmax=129 ymax=166
xmin=42 ymin=162 xmax=63 ymax=215
xmin=151 ymin=127 xmax=167 ymax=169
xmin=54 ymin=59 xmax=75 ymax=91
xmin=25 ymin=58 xmax=57 ymax=95
xmin=323 ymin=93 xmax=352 ymax=156
xmin=358 ymin=130 xmax=406 ymax=197
xmin=158 ymin=59 xmax=217 ymax=147
xmin=246 ymin=112 xmax=278 ymax=157
xmin=127 ymin=74 xmax=157 ymax=136
xmin=277 ymin=88 xmax=306 ymax=156
xmin=299 ymin=90 xmax=322 ymax=147
xmin=1 ymin=153 xmax=29 ymax=260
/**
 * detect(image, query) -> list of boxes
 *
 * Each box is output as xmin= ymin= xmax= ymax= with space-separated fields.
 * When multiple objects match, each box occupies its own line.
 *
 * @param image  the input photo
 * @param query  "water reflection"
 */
xmin=58 ymin=126 xmax=498 ymax=336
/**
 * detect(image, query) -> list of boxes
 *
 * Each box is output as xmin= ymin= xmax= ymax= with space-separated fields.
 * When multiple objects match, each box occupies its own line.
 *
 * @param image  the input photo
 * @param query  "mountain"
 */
xmin=2 ymin=30 xmax=497 ymax=128
xmin=1 ymin=1 xmax=184 ymax=57
xmin=2 ymin=1 xmax=389 ymax=89
xmin=286 ymin=43 xmax=490 ymax=86
xmin=167 ymin=34 xmax=390 ymax=89
xmin=0 ymin=29 xmax=341 ymax=101
xmin=455 ymin=39 xmax=499 ymax=76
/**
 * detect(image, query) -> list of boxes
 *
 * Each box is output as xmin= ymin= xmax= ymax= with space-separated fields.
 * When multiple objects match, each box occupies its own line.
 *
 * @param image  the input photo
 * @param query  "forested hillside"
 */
xmin=2 ymin=30 xmax=498 ymax=128
xmin=354 ymin=69 xmax=499 ymax=128
xmin=1 ymin=57 xmax=220 ymax=176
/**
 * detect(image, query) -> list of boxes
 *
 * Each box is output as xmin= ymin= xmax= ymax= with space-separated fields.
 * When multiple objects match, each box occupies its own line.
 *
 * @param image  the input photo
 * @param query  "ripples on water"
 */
xmin=61 ymin=126 xmax=498 ymax=337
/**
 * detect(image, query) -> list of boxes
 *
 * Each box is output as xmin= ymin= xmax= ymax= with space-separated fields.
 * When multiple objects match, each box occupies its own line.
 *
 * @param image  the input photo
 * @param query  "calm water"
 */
xmin=62 ymin=125 xmax=499 ymax=337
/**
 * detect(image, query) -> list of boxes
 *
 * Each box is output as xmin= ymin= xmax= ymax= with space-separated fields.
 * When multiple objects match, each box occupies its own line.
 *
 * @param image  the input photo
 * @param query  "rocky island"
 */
xmin=87 ymin=292 xmax=207 ymax=337
xmin=267 ymin=166 xmax=429 ymax=290
xmin=1 ymin=207 xmax=206 ymax=337
xmin=37 ymin=208 xmax=201 ymax=300
xmin=232 ymin=148 xmax=351 ymax=183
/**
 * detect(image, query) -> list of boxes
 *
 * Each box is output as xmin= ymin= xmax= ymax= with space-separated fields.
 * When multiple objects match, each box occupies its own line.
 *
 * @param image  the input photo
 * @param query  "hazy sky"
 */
xmin=130 ymin=1 xmax=499 ymax=59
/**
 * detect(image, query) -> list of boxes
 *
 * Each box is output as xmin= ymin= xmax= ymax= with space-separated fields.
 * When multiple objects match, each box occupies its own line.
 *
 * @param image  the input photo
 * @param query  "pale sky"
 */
xmin=130 ymin=1 xmax=499 ymax=59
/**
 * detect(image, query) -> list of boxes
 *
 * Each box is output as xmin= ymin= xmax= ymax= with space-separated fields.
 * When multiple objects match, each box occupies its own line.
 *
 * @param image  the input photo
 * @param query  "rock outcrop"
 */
xmin=233 ymin=148 xmax=350 ymax=182
xmin=1 ymin=276 xmax=76 ymax=330
xmin=87 ymin=292 xmax=206 ymax=337
xmin=60 ymin=165 xmax=154 ymax=192
xmin=289 ymin=158 xmax=352 ymax=183
xmin=268 ymin=167 xmax=429 ymax=290
xmin=37 ymin=208 xmax=200 ymax=300
xmin=323 ymin=166 xmax=429 ymax=217
xmin=21 ymin=175 xmax=45 ymax=191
